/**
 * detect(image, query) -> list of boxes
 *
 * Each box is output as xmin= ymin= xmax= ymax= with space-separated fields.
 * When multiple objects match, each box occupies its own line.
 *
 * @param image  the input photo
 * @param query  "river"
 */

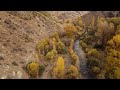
xmin=74 ymin=39 xmax=91 ymax=79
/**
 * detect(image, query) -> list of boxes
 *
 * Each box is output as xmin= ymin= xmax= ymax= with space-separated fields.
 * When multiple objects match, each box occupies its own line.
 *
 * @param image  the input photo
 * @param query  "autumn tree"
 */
xmin=64 ymin=23 xmax=77 ymax=38
xmin=66 ymin=65 xmax=80 ymax=79
xmin=95 ymin=17 xmax=115 ymax=46
xmin=69 ymin=39 xmax=79 ymax=65
xmin=36 ymin=38 xmax=49 ymax=55
xmin=87 ymin=48 xmax=99 ymax=59
xmin=95 ymin=18 xmax=109 ymax=46
xmin=53 ymin=56 xmax=65 ymax=78
xmin=104 ymin=35 xmax=120 ymax=78
xmin=105 ymin=67 xmax=120 ymax=79
xmin=57 ymin=40 xmax=67 ymax=54
xmin=90 ymin=16 xmax=95 ymax=30
xmin=46 ymin=38 xmax=57 ymax=61
xmin=27 ymin=62 xmax=39 ymax=78
xmin=106 ymin=34 xmax=120 ymax=51
xmin=106 ymin=17 xmax=120 ymax=31
xmin=115 ymin=24 xmax=120 ymax=35
xmin=91 ymin=66 xmax=101 ymax=75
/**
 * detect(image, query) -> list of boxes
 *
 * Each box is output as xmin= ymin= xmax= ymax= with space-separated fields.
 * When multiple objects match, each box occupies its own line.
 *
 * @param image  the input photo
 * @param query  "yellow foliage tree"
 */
xmin=107 ymin=34 xmax=120 ymax=50
xmin=90 ymin=16 xmax=95 ymax=30
xmin=36 ymin=38 xmax=49 ymax=55
xmin=46 ymin=38 xmax=57 ymax=61
xmin=27 ymin=62 xmax=39 ymax=78
xmin=87 ymin=48 xmax=99 ymax=58
xmin=64 ymin=23 xmax=77 ymax=38
xmin=104 ymin=35 xmax=120 ymax=78
xmin=53 ymin=56 xmax=65 ymax=78
xmin=69 ymin=39 xmax=78 ymax=64
xmin=67 ymin=65 xmax=80 ymax=79
xmin=95 ymin=19 xmax=109 ymax=45
xmin=105 ymin=67 xmax=120 ymax=79
xmin=95 ymin=17 xmax=115 ymax=46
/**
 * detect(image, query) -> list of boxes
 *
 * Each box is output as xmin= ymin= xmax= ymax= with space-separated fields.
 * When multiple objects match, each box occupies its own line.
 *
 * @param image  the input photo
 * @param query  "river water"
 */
xmin=74 ymin=40 xmax=91 ymax=79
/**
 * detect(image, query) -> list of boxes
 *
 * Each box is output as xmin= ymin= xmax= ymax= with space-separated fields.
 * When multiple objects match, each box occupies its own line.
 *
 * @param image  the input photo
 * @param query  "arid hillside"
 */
xmin=0 ymin=11 xmax=90 ymax=79
xmin=0 ymin=11 xmax=119 ymax=79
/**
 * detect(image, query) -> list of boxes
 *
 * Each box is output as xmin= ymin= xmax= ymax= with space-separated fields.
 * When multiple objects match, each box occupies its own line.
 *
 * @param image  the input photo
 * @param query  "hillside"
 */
xmin=0 ymin=11 xmax=120 ymax=79
xmin=0 ymin=11 xmax=90 ymax=79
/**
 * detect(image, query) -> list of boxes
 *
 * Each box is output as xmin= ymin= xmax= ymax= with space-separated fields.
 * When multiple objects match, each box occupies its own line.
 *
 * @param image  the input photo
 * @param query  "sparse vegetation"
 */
xmin=3 ymin=11 xmax=120 ymax=79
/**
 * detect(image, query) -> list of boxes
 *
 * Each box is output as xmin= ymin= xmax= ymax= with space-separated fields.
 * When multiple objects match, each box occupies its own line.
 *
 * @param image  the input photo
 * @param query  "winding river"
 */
xmin=74 ymin=39 xmax=91 ymax=79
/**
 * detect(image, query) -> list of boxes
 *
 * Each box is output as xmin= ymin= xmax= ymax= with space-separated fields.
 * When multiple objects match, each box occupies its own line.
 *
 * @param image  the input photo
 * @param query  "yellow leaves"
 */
xmin=69 ymin=48 xmax=79 ymax=64
xmin=56 ymin=57 xmax=64 ymax=69
xmin=106 ymin=17 xmax=120 ymax=27
xmin=69 ymin=39 xmax=78 ymax=64
xmin=46 ymin=49 xmax=57 ymax=61
xmin=57 ymin=40 xmax=67 ymax=54
xmin=52 ymin=38 xmax=56 ymax=50
xmin=106 ymin=67 xmax=120 ymax=79
xmin=77 ymin=16 xmax=83 ymax=27
xmin=27 ymin=62 xmax=39 ymax=71
xmin=105 ymin=56 xmax=120 ymax=71
xmin=87 ymin=49 xmax=99 ymax=58
xmin=53 ymin=56 xmax=65 ymax=78
xmin=90 ymin=16 xmax=95 ymax=29
xmin=95 ymin=17 xmax=115 ymax=45
xmin=107 ymin=40 xmax=115 ymax=48
xmin=52 ymin=32 xmax=60 ymax=42
xmin=113 ymin=67 xmax=120 ymax=79
xmin=80 ymin=42 xmax=87 ymax=48
xmin=27 ymin=62 xmax=39 ymax=77
xmin=64 ymin=23 xmax=77 ymax=33
xmin=64 ymin=23 xmax=77 ymax=38
xmin=36 ymin=38 xmax=49 ymax=54
xmin=67 ymin=65 xmax=80 ymax=79
xmin=91 ymin=66 xmax=100 ymax=74
xmin=107 ymin=35 xmax=120 ymax=50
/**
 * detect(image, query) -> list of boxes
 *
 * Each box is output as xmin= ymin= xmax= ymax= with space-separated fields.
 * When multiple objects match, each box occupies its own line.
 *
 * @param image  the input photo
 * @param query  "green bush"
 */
xmin=39 ymin=65 xmax=45 ymax=76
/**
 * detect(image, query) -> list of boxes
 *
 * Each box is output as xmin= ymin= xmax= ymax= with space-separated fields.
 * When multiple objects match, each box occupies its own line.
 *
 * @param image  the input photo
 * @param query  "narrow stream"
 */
xmin=74 ymin=40 xmax=91 ymax=79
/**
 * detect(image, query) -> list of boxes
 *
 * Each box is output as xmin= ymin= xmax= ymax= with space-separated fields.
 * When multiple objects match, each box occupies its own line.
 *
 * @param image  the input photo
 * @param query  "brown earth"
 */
xmin=0 ymin=11 xmax=107 ymax=79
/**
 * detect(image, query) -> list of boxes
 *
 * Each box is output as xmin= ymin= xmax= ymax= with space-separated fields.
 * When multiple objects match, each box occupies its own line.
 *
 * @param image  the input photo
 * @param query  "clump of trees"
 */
xmin=52 ymin=56 xmax=65 ymax=78
xmin=26 ymin=62 xmax=45 ymax=78
xmin=66 ymin=65 xmax=80 ymax=79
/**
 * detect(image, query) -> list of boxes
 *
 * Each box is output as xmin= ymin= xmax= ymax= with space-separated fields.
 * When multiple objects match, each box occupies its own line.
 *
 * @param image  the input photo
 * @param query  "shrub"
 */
xmin=26 ymin=62 xmax=39 ymax=78
xmin=39 ymin=65 xmax=45 ymax=76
